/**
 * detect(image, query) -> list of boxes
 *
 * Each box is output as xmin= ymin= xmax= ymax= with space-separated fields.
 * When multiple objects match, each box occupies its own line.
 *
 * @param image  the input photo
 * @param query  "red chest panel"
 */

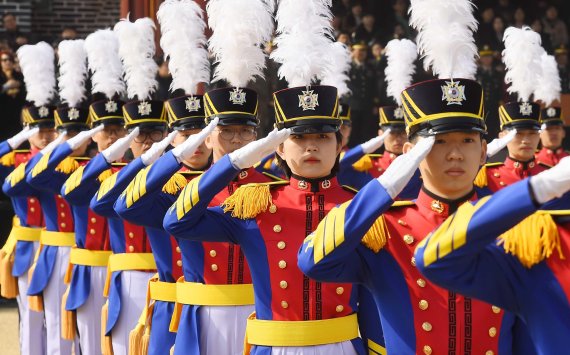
xmin=84 ymin=209 xmax=111 ymax=251
xmin=200 ymin=168 xmax=268 ymax=285
xmin=55 ymin=195 xmax=74 ymax=232
xmin=535 ymin=147 xmax=569 ymax=166
xmin=26 ymin=196 xmax=43 ymax=227
xmin=486 ymin=160 xmax=548 ymax=192
xmin=383 ymin=195 xmax=505 ymax=354
xmin=255 ymin=179 xmax=354 ymax=321
xmin=547 ymin=223 xmax=570 ymax=303
xmin=369 ymin=153 xmax=396 ymax=178
xmin=170 ymin=236 xmax=183 ymax=280
xmin=123 ymin=221 xmax=151 ymax=253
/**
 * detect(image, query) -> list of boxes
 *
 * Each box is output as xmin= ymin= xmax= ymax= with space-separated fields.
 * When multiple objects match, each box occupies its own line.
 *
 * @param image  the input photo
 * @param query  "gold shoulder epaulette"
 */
xmin=361 ymin=215 xmax=389 ymax=253
xmin=368 ymin=153 xmax=383 ymax=158
xmin=179 ymin=170 xmax=203 ymax=177
xmin=162 ymin=173 xmax=189 ymax=195
xmin=391 ymin=200 xmax=415 ymax=208
xmin=111 ymin=162 xmax=127 ymax=167
xmin=55 ymin=157 xmax=80 ymax=174
xmin=13 ymin=149 xmax=30 ymax=154
xmin=341 ymin=185 xmax=359 ymax=194
xmin=473 ymin=164 xmax=495 ymax=188
xmin=222 ymin=181 xmax=288 ymax=219
xmin=484 ymin=162 xmax=504 ymax=168
xmin=0 ymin=151 xmax=15 ymax=167
xmin=262 ymin=171 xmax=286 ymax=181
xmin=352 ymin=155 xmax=374 ymax=172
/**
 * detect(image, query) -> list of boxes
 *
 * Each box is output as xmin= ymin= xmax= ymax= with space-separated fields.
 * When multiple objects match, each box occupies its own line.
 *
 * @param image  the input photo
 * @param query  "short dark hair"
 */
xmin=3 ymin=13 xmax=15 ymax=20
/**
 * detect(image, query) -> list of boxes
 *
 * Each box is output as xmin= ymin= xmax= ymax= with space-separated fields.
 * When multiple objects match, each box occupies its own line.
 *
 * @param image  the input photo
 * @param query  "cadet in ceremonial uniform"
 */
xmin=415 ymin=152 xmax=570 ymax=354
xmin=536 ymin=107 xmax=568 ymax=166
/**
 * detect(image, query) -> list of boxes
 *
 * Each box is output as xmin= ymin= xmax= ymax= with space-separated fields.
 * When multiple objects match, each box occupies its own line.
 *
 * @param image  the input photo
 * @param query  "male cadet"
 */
xmin=2 ymin=41 xmax=58 ymax=355
xmin=415 ymin=151 xmax=570 ymax=353
xmin=535 ymin=107 xmax=568 ymax=166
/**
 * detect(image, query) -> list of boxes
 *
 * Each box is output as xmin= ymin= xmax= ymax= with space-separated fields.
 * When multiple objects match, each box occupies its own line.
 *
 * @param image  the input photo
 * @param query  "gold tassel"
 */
xmin=473 ymin=165 xmax=487 ymax=188
xmin=55 ymin=157 xmax=80 ymax=174
xmin=498 ymin=212 xmax=563 ymax=268
xmin=222 ymin=184 xmax=272 ymax=219
xmin=162 ymin=173 xmax=189 ymax=195
xmin=361 ymin=215 xmax=389 ymax=253
xmin=27 ymin=261 xmax=43 ymax=311
xmin=64 ymin=261 xmax=73 ymax=284
xmin=139 ymin=302 xmax=154 ymax=355
xmin=170 ymin=346 xmax=175 ymax=355
xmin=0 ymin=151 xmax=15 ymax=167
xmin=0 ymin=250 xmax=18 ymax=298
xmin=128 ymin=323 xmax=144 ymax=355
xmin=352 ymin=155 xmax=374 ymax=172
xmin=242 ymin=312 xmax=256 ymax=355
xmin=98 ymin=169 xmax=114 ymax=183
xmin=101 ymin=301 xmax=114 ymax=355
xmin=61 ymin=286 xmax=76 ymax=340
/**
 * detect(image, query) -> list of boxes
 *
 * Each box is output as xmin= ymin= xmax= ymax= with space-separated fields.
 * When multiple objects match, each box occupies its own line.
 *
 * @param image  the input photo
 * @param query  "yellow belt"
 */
xmin=10 ymin=225 xmax=42 ymax=242
xmin=69 ymin=248 xmax=112 ymax=267
xmin=104 ymin=253 xmax=156 ymax=297
xmin=149 ymin=279 xmax=177 ymax=303
xmin=176 ymin=279 xmax=254 ymax=306
xmin=40 ymin=230 xmax=75 ymax=247
xmin=245 ymin=313 xmax=358 ymax=347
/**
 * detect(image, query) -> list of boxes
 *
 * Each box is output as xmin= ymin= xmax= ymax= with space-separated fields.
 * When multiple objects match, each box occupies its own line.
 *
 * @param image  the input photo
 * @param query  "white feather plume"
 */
xmin=114 ymin=17 xmax=158 ymax=101
xmin=158 ymin=0 xmax=210 ymax=95
xmin=271 ymin=0 xmax=334 ymax=87
xmin=384 ymin=39 xmax=417 ymax=105
xmin=502 ymin=26 xmax=545 ymax=102
xmin=84 ymin=29 xmax=125 ymax=99
xmin=320 ymin=41 xmax=351 ymax=97
xmin=17 ymin=42 xmax=56 ymax=106
xmin=409 ymin=0 xmax=478 ymax=79
xmin=207 ymin=0 xmax=273 ymax=87
xmin=533 ymin=53 xmax=560 ymax=107
xmin=57 ymin=40 xmax=88 ymax=107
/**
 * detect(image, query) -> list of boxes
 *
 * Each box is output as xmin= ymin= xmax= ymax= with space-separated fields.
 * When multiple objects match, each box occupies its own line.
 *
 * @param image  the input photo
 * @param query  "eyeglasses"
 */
xmin=216 ymin=127 xmax=256 ymax=141
xmin=134 ymin=129 xmax=165 ymax=143
xmin=102 ymin=127 xmax=126 ymax=137
xmin=1 ymin=57 xmax=11 ymax=62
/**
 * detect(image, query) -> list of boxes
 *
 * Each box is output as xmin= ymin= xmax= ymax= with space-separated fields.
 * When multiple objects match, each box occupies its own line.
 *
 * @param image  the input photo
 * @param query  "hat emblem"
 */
xmin=138 ymin=101 xmax=152 ymax=116
xmin=441 ymin=81 xmax=466 ymax=105
xmin=185 ymin=97 xmax=201 ymax=112
xmin=38 ymin=106 xmax=49 ymax=118
xmin=105 ymin=100 xmax=118 ymax=113
xmin=68 ymin=108 xmax=79 ymax=120
xmin=394 ymin=107 xmax=404 ymax=119
xmin=519 ymin=102 xmax=532 ymax=116
xmin=547 ymin=107 xmax=556 ymax=117
xmin=229 ymin=88 xmax=246 ymax=105
xmin=299 ymin=90 xmax=319 ymax=111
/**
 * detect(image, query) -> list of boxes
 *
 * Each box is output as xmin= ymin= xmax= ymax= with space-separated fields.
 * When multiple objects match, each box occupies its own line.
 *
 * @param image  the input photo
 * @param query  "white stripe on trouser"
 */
xmin=198 ymin=305 xmax=254 ymax=355
xmin=111 ymin=270 xmax=154 ymax=355
xmin=42 ymin=246 xmax=79 ymax=355
xmin=76 ymin=265 xmax=107 ymax=355
xmin=270 ymin=341 xmax=357 ymax=355
xmin=16 ymin=240 xmax=46 ymax=355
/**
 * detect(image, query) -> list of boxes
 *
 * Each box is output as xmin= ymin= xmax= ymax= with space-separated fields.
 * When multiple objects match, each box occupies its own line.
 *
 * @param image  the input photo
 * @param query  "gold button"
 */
xmin=176 ymin=260 xmax=182 ymax=267
xmin=176 ymin=247 xmax=181 ymax=253
xmin=269 ymin=205 xmax=277 ymax=214
xmin=91 ymin=217 xmax=97 ymax=223
xmin=277 ymin=241 xmax=286 ymax=250
xmin=60 ymin=222 xmax=66 ymax=228
xmin=419 ymin=300 xmax=429 ymax=310
xmin=336 ymin=305 xmax=344 ymax=312
xmin=491 ymin=306 xmax=501 ymax=314
xmin=423 ymin=345 xmax=432 ymax=355
xmin=30 ymin=207 xmax=35 ymax=212
xmin=281 ymin=301 xmax=288 ymax=309
xmin=29 ymin=198 xmax=35 ymax=203
xmin=209 ymin=250 xmax=217 ymax=257
xmin=128 ymin=245 xmax=134 ymax=252
xmin=417 ymin=278 xmax=426 ymax=287
xmin=60 ymin=212 xmax=65 ymax=217
xmin=211 ymin=264 xmax=218 ymax=271
xmin=336 ymin=287 xmax=344 ymax=295
xmin=278 ymin=260 xmax=287 ymax=269
xmin=499 ymin=181 xmax=505 ymax=186
xmin=403 ymin=234 xmax=414 ymax=244
xmin=422 ymin=322 xmax=432 ymax=332
xmin=489 ymin=327 xmax=497 ymax=337
xmin=485 ymin=351 xmax=494 ymax=355
xmin=411 ymin=257 xmax=416 ymax=266
xmin=279 ymin=280 xmax=288 ymax=289
xmin=493 ymin=172 xmax=500 ymax=177
xmin=273 ymin=225 xmax=282 ymax=233
xmin=90 ymin=228 xmax=96 ymax=235
xmin=397 ymin=219 xmax=407 ymax=226
xmin=128 ymin=232 xmax=134 ymax=238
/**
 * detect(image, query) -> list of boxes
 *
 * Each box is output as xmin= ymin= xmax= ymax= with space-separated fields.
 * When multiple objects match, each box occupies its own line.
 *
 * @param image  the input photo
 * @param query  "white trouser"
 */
xmin=42 ymin=246 xmax=79 ymax=355
xmin=76 ymin=265 xmax=107 ymax=355
xmin=16 ymin=241 xmax=46 ymax=355
xmin=198 ymin=304 xmax=254 ymax=355
xmin=111 ymin=270 xmax=154 ymax=355
xmin=271 ymin=341 xmax=357 ymax=355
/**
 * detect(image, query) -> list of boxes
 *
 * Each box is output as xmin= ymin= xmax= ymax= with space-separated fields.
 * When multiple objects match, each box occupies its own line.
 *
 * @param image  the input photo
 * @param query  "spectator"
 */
xmin=61 ymin=27 xmax=78 ymax=40
xmin=0 ymin=13 xmax=28 ymax=51
xmin=331 ymin=14 xmax=344 ymax=40
xmin=352 ymin=13 xmax=380 ymax=47
xmin=154 ymin=58 xmax=171 ymax=101
xmin=347 ymin=42 xmax=378 ymax=146
xmin=494 ymin=0 xmax=515 ymax=25
xmin=477 ymin=7 xmax=495 ymax=47
xmin=343 ymin=2 xmax=363 ymax=34
xmin=391 ymin=0 xmax=411 ymax=39
xmin=555 ymin=46 xmax=570 ymax=94
xmin=542 ymin=6 xmax=568 ymax=49
xmin=512 ymin=7 xmax=526 ymax=28
xmin=0 ymin=50 xmax=25 ymax=140
xmin=336 ymin=31 xmax=352 ymax=47
xmin=369 ymin=41 xmax=388 ymax=105
xmin=531 ymin=19 xmax=553 ymax=54
xmin=489 ymin=16 xmax=506 ymax=52
xmin=476 ymin=45 xmax=503 ymax=141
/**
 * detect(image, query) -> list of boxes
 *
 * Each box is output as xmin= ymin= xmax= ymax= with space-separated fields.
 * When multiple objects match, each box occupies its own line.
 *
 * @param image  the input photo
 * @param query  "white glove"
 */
xmin=172 ymin=117 xmax=218 ymax=163
xmin=529 ymin=156 xmax=570 ymax=204
xmin=141 ymin=130 xmax=178 ymax=166
xmin=229 ymin=128 xmax=291 ymax=170
xmin=40 ymin=132 xmax=67 ymax=156
xmin=66 ymin=125 xmax=104 ymax=150
xmin=377 ymin=135 xmax=435 ymax=199
xmin=486 ymin=129 xmax=516 ymax=158
xmin=102 ymin=127 xmax=140 ymax=163
xmin=361 ymin=129 xmax=391 ymax=154
xmin=7 ymin=126 xmax=40 ymax=149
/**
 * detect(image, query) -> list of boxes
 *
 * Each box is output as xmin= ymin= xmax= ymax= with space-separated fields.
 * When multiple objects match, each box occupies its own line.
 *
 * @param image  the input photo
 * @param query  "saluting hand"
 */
xmin=229 ymin=128 xmax=291 ymax=170
xmin=172 ymin=117 xmax=219 ymax=163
